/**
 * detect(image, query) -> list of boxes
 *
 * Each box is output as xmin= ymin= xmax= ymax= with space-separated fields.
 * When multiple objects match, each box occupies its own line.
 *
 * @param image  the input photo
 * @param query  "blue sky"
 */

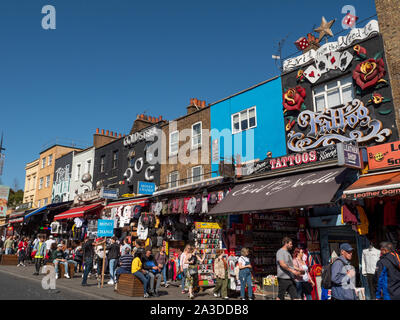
xmin=0 ymin=0 xmax=376 ymax=189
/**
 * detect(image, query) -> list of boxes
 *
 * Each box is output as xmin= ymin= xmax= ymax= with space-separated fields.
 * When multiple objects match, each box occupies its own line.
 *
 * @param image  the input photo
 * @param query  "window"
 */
xmin=45 ymin=175 xmax=50 ymax=188
xmin=313 ymin=76 xmax=354 ymax=112
xmin=112 ymin=151 xmax=119 ymax=169
xmin=76 ymin=164 xmax=81 ymax=181
xmin=48 ymin=154 xmax=53 ymax=166
xmin=43 ymin=198 xmax=48 ymax=205
xmin=86 ymin=160 xmax=91 ymax=173
xmin=32 ymin=176 xmax=36 ymax=190
xmin=39 ymin=178 xmax=43 ymax=190
xmin=169 ymin=131 xmax=179 ymax=156
xmin=192 ymin=122 xmax=202 ymax=149
xmin=38 ymin=200 xmax=41 ymax=208
xmin=191 ymin=166 xmax=202 ymax=183
xmin=41 ymin=157 xmax=46 ymax=169
xmin=26 ymin=178 xmax=30 ymax=192
xmin=169 ymin=171 xmax=179 ymax=188
xmin=100 ymin=156 xmax=105 ymax=173
xmin=231 ymin=106 xmax=257 ymax=134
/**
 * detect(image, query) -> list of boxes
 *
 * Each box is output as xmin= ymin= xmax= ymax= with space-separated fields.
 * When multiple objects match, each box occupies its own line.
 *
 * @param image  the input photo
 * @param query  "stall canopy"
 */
xmin=209 ymin=167 xmax=349 ymax=215
xmin=343 ymin=170 xmax=400 ymax=199
xmin=53 ymin=203 xmax=103 ymax=221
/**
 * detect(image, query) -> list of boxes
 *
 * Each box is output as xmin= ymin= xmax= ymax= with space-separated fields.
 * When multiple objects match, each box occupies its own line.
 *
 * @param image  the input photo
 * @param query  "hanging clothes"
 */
xmin=341 ymin=204 xmax=358 ymax=225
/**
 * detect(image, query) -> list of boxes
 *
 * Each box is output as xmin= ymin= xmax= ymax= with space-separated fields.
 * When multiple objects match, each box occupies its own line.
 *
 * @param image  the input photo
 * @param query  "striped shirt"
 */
xmin=119 ymin=254 xmax=134 ymax=270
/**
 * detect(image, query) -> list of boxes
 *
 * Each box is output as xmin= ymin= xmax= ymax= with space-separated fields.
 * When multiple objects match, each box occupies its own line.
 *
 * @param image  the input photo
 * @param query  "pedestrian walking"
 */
xmin=17 ymin=237 xmax=28 ymax=267
xmin=276 ymin=237 xmax=301 ymax=300
xmin=3 ymin=236 xmax=14 ymax=255
xmin=238 ymin=248 xmax=254 ymax=300
xmin=32 ymin=235 xmax=47 ymax=275
xmin=375 ymin=242 xmax=400 ymax=300
xmin=155 ymin=245 xmax=169 ymax=288
xmin=330 ymin=243 xmax=357 ymax=300
xmin=81 ymin=236 xmax=95 ymax=286
xmin=292 ymin=247 xmax=314 ymax=300
xmin=180 ymin=244 xmax=191 ymax=294
xmin=107 ymin=236 xmax=120 ymax=285
xmin=213 ymin=249 xmax=229 ymax=299
xmin=184 ymin=247 xmax=205 ymax=299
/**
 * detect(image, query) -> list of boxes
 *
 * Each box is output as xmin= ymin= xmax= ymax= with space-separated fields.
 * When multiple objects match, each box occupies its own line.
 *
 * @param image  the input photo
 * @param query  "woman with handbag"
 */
xmin=184 ymin=247 xmax=205 ymax=299
xmin=292 ymin=247 xmax=314 ymax=300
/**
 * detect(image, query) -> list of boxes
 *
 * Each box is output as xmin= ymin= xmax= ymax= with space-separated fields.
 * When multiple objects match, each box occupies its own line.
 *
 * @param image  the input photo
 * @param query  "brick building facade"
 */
xmin=375 ymin=0 xmax=400 ymax=134
xmin=159 ymin=99 xmax=211 ymax=190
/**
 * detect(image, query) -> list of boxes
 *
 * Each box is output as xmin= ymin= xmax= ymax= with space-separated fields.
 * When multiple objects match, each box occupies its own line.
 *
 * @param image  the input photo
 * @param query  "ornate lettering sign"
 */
xmin=283 ymin=20 xmax=379 ymax=71
xmin=287 ymin=99 xmax=391 ymax=152
xmin=239 ymin=145 xmax=338 ymax=176
xmin=123 ymin=127 xmax=158 ymax=147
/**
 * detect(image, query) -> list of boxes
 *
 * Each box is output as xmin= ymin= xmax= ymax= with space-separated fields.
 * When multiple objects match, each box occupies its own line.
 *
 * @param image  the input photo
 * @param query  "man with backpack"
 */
xmin=375 ymin=242 xmax=400 ymax=300
xmin=330 ymin=243 xmax=357 ymax=300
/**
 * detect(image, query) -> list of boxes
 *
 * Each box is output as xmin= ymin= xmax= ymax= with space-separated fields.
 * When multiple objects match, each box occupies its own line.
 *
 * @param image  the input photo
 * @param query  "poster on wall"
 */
xmin=0 ymin=185 xmax=10 ymax=218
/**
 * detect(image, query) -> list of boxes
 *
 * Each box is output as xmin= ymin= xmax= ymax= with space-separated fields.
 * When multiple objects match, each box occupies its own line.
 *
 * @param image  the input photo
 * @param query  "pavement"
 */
xmin=0 ymin=262 xmax=239 ymax=300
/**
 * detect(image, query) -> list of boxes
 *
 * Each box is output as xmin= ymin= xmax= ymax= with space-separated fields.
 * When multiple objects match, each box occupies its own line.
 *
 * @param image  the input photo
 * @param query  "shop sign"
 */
xmin=337 ymin=142 xmax=362 ymax=169
xmin=194 ymin=222 xmax=221 ymax=229
xmin=15 ymin=202 xmax=32 ymax=212
xmin=137 ymin=181 xmax=156 ymax=195
xmin=100 ymin=188 xmax=119 ymax=200
xmin=283 ymin=20 xmax=379 ymax=71
xmin=343 ymin=188 xmax=400 ymax=199
xmin=97 ymin=219 xmax=114 ymax=237
xmin=74 ymin=189 xmax=101 ymax=205
xmin=367 ymin=140 xmax=400 ymax=171
xmin=240 ymin=145 xmax=338 ymax=176
xmin=123 ymin=127 xmax=158 ymax=147
xmin=0 ymin=185 xmax=10 ymax=218
xmin=287 ymin=99 xmax=391 ymax=152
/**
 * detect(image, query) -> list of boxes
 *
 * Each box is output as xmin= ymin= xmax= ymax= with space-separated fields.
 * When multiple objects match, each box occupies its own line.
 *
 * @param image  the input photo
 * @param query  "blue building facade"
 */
xmin=210 ymin=76 xmax=286 ymax=176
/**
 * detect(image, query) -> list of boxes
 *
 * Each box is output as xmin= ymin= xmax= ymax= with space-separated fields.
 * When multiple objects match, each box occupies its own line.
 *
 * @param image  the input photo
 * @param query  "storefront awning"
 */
xmin=343 ymin=170 xmax=400 ymax=199
xmin=9 ymin=217 xmax=24 ymax=224
xmin=24 ymin=206 xmax=49 ymax=220
xmin=24 ymin=202 xmax=73 ymax=220
xmin=53 ymin=203 xmax=103 ymax=221
xmin=209 ymin=167 xmax=348 ymax=215
xmin=105 ymin=197 xmax=149 ymax=209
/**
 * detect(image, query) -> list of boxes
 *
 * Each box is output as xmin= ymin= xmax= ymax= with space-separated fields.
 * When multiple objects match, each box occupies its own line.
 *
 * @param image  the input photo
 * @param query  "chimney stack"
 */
xmin=96 ymin=128 xmax=99 ymax=134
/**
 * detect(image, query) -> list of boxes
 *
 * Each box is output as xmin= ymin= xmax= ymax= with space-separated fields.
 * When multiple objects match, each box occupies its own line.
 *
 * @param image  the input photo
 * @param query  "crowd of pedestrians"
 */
xmin=3 ymin=233 xmax=399 ymax=300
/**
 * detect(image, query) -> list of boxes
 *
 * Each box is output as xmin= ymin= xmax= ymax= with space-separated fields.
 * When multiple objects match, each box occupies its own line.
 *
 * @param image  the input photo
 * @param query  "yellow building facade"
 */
xmin=23 ymin=159 xmax=39 ymax=208
xmin=33 ymin=145 xmax=81 ymax=208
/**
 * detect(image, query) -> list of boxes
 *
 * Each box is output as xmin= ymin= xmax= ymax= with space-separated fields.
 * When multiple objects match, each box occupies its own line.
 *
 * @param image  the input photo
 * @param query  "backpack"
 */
xmin=321 ymin=258 xmax=345 ymax=289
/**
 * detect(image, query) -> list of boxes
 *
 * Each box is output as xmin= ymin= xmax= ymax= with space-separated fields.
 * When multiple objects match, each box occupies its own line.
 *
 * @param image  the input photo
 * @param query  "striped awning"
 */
xmin=53 ymin=203 xmax=102 ymax=221
xmin=105 ymin=197 xmax=149 ymax=209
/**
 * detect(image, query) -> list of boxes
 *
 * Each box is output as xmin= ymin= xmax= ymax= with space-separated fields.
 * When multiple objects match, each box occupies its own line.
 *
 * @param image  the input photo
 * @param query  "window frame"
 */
xmin=45 ymin=175 xmax=50 ymax=188
xmin=312 ymin=76 xmax=354 ymax=112
xmin=100 ymin=156 xmax=105 ymax=173
xmin=169 ymin=130 xmax=179 ymax=157
xmin=191 ymin=165 xmax=203 ymax=183
xmin=231 ymin=106 xmax=257 ymax=134
xmin=112 ymin=150 xmax=119 ymax=169
xmin=191 ymin=121 xmax=202 ymax=149
xmin=41 ymin=157 xmax=46 ymax=169
xmin=39 ymin=177 xmax=43 ymax=190
xmin=76 ymin=163 xmax=81 ymax=182
xmin=48 ymin=154 xmax=53 ymax=166
xmin=168 ymin=171 xmax=179 ymax=188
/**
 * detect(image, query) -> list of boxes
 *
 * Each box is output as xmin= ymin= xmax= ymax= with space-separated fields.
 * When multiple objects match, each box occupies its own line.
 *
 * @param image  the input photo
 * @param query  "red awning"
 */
xmin=343 ymin=170 xmax=400 ymax=199
xmin=105 ymin=198 xmax=149 ymax=209
xmin=53 ymin=203 xmax=103 ymax=221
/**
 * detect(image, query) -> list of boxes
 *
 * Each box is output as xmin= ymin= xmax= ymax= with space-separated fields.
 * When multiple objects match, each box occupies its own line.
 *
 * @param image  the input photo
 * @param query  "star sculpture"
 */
xmin=314 ymin=16 xmax=335 ymax=42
